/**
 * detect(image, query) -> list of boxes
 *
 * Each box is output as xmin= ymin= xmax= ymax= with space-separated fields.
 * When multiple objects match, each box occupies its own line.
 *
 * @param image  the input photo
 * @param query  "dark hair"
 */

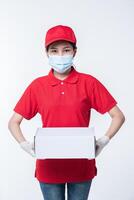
xmin=46 ymin=41 xmax=77 ymax=52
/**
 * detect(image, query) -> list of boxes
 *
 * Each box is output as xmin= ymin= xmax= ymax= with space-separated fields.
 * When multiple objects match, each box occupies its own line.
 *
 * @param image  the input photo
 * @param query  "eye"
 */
xmin=64 ymin=49 xmax=71 ymax=52
xmin=51 ymin=49 xmax=57 ymax=53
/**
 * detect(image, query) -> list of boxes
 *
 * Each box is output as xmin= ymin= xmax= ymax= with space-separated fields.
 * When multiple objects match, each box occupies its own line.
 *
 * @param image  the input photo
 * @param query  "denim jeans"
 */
xmin=39 ymin=179 xmax=92 ymax=200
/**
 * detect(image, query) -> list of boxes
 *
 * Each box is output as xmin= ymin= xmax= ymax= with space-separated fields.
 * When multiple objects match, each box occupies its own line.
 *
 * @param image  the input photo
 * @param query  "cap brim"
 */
xmin=45 ymin=37 xmax=76 ymax=47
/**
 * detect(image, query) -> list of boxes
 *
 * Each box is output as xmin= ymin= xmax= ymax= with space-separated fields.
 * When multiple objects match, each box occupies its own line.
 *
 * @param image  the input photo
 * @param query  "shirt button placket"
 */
xmin=60 ymin=82 xmax=65 ymax=95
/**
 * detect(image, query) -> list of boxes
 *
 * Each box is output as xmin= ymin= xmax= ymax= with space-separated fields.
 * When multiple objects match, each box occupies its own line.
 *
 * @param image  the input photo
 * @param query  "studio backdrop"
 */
xmin=0 ymin=0 xmax=133 ymax=199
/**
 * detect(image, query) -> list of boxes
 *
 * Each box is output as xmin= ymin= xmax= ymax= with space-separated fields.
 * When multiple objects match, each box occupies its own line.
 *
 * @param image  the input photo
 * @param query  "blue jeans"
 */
xmin=39 ymin=179 xmax=92 ymax=200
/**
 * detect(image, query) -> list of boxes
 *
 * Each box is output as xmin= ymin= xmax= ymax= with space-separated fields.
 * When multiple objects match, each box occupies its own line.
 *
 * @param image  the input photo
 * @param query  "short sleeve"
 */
xmin=89 ymin=77 xmax=117 ymax=114
xmin=13 ymin=81 xmax=38 ymax=120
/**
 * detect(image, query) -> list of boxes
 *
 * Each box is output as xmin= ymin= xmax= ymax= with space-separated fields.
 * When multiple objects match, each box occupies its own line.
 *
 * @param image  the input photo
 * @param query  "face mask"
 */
xmin=48 ymin=55 xmax=74 ymax=74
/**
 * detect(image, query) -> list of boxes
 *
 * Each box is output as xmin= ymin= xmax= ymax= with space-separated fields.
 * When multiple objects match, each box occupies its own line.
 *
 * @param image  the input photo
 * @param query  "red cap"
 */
xmin=45 ymin=25 xmax=77 ymax=48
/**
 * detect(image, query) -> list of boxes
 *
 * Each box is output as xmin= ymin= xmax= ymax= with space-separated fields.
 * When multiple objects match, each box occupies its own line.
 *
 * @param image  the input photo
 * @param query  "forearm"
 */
xmin=105 ymin=115 xmax=125 ymax=139
xmin=95 ymin=106 xmax=125 ymax=157
xmin=8 ymin=122 xmax=26 ymax=144
xmin=8 ymin=119 xmax=35 ymax=157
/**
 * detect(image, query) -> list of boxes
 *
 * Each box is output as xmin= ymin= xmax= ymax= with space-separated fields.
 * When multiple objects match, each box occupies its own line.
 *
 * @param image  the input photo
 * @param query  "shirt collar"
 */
xmin=47 ymin=66 xmax=79 ymax=86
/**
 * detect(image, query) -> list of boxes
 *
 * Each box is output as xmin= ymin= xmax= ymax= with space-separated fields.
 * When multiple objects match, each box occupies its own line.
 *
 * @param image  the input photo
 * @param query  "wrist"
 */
xmin=103 ymin=135 xmax=110 ymax=145
xmin=96 ymin=135 xmax=110 ymax=146
xmin=20 ymin=140 xmax=27 ymax=145
xmin=19 ymin=140 xmax=27 ymax=144
xmin=104 ymin=135 xmax=111 ymax=141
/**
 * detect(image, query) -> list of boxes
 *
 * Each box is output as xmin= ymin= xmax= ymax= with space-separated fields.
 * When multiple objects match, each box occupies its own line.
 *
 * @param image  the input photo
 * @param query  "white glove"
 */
xmin=20 ymin=140 xmax=35 ymax=157
xmin=95 ymin=135 xmax=110 ymax=157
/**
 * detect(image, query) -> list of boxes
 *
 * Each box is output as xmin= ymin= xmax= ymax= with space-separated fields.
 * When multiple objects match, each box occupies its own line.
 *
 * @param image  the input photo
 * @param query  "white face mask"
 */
xmin=48 ymin=55 xmax=74 ymax=74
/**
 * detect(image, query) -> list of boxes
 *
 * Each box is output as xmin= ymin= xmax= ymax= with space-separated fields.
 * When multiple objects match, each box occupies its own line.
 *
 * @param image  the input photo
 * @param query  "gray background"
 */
xmin=1 ymin=0 xmax=133 ymax=199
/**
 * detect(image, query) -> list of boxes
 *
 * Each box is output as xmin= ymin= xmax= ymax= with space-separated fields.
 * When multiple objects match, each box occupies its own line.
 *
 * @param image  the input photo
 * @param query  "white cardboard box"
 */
xmin=34 ymin=127 xmax=96 ymax=159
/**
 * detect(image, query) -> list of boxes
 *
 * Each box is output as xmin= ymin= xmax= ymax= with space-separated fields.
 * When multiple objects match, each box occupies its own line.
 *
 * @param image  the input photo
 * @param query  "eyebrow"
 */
xmin=49 ymin=46 xmax=72 ymax=49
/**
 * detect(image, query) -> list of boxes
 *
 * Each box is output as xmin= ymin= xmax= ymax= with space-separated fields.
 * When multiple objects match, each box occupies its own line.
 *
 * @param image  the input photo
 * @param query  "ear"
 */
xmin=45 ymin=49 xmax=49 ymax=58
xmin=73 ymin=49 xmax=77 ymax=57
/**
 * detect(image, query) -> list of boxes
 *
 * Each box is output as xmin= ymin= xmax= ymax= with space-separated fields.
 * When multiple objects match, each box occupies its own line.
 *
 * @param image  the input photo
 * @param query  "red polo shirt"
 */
xmin=14 ymin=66 xmax=117 ymax=183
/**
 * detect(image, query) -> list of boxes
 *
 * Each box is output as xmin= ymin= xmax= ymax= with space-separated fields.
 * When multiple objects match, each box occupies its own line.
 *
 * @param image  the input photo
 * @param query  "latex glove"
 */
xmin=20 ymin=140 xmax=35 ymax=157
xmin=95 ymin=135 xmax=110 ymax=157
